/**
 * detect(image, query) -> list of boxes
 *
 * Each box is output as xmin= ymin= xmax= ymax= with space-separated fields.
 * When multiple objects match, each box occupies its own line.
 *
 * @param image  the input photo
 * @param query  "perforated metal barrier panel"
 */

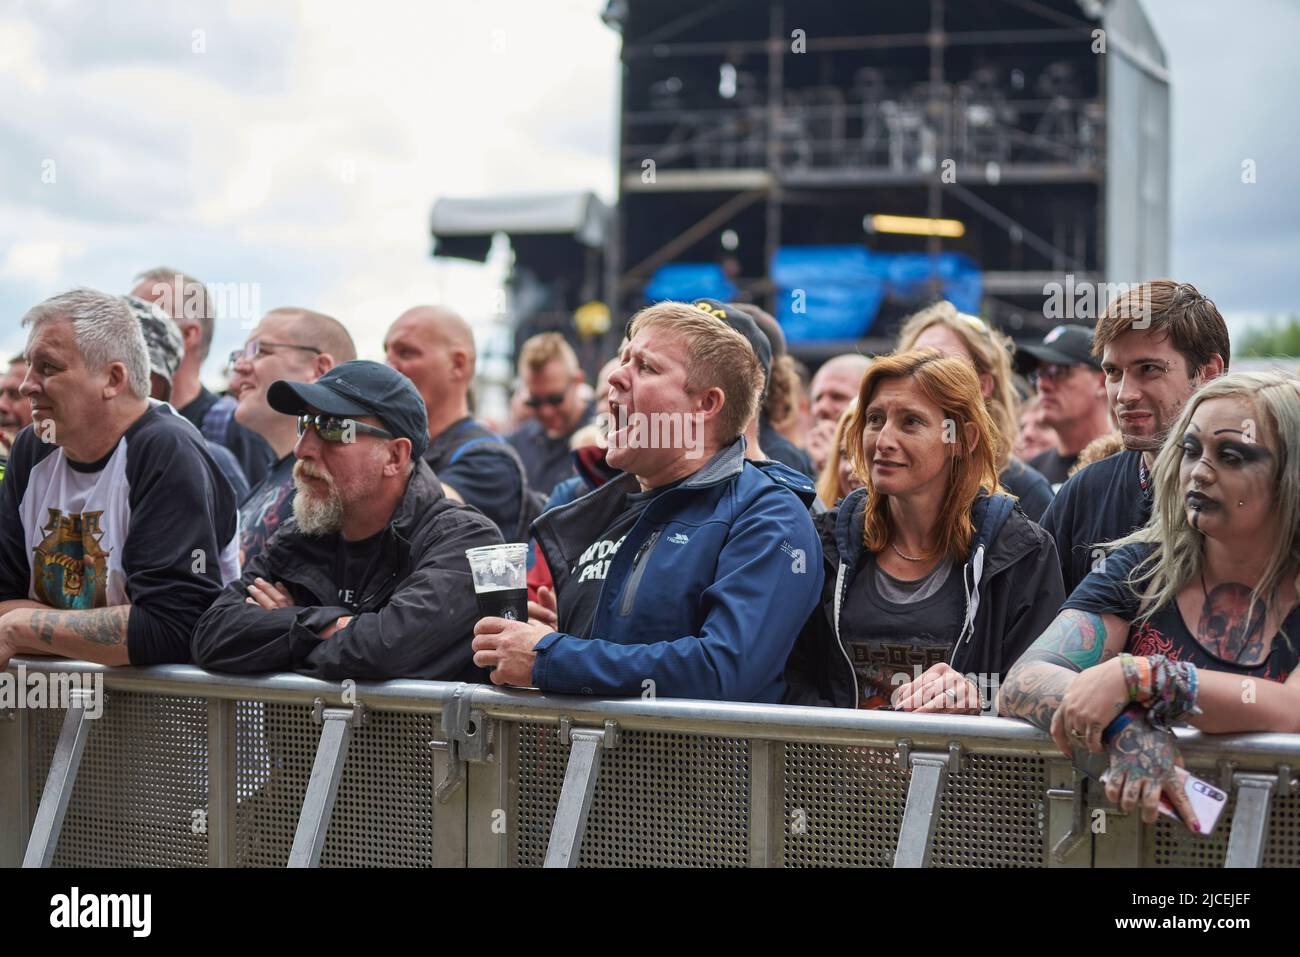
xmin=511 ymin=724 xmax=752 ymax=867
xmin=13 ymin=677 xmax=1300 ymax=869
xmin=27 ymin=689 xmax=210 ymax=867
xmin=26 ymin=695 xmax=443 ymax=868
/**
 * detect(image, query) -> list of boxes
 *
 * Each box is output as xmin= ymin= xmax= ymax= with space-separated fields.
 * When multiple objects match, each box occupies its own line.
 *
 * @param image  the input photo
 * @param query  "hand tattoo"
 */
xmin=1106 ymin=713 xmax=1180 ymax=795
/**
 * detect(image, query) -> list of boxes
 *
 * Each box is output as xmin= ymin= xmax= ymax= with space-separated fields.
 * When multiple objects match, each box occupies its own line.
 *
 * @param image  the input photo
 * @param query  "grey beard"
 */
xmin=292 ymin=480 xmax=344 ymax=535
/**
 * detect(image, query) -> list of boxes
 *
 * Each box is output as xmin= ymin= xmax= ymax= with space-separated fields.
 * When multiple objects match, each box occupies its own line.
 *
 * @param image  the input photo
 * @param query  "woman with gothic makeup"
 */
xmin=1000 ymin=371 xmax=1300 ymax=831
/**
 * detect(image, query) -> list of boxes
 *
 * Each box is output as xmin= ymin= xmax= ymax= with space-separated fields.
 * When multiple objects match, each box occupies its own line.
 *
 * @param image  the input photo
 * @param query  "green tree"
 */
xmin=1239 ymin=315 xmax=1300 ymax=357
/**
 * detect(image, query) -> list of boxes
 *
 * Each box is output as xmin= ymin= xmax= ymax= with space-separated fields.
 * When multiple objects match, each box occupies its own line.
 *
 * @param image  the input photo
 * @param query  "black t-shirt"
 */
xmin=1027 ymin=448 xmax=1078 ymax=487
xmin=425 ymin=418 xmax=525 ymax=539
xmin=1064 ymin=543 xmax=1300 ymax=682
xmin=1042 ymin=449 xmax=1151 ymax=598
xmin=180 ymin=386 xmax=276 ymax=488
xmin=238 ymin=453 xmax=296 ymax=567
xmin=557 ymin=481 xmax=679 ymax=640
xmin=334 ymin=531 xmax=385 ymax=612
xmin=998 ymin=457 xmax=1054 ymax=523
xmin=839 ymin=552 xmax=969 ymax=709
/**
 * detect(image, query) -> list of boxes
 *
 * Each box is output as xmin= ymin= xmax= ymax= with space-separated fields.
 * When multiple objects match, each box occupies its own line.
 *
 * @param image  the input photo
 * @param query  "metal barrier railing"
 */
xmin=3 ymin=658 xmax=1298 ymax=868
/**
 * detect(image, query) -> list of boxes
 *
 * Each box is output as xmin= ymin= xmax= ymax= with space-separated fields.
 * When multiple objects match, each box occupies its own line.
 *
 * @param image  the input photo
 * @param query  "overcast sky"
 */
xmin=1 ymin=0 xmax=1296 ymax=381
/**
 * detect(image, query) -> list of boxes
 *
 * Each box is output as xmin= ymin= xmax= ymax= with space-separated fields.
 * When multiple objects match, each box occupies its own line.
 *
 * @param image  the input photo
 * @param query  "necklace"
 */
xmin=891 ymin=541 xmax=928 ymax=562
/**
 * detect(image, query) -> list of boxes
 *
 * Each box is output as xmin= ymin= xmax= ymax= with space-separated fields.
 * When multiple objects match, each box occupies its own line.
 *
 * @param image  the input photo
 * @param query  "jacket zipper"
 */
xmin=831 ymin=561 xmax=859 ymax=708
xmin=619 ymin=529 xmax=661 ymax=616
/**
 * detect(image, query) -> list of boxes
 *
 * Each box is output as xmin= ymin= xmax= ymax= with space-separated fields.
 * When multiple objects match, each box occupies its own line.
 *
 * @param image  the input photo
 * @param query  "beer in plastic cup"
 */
xmin=465 ymin=543 xmax=529 ymax=622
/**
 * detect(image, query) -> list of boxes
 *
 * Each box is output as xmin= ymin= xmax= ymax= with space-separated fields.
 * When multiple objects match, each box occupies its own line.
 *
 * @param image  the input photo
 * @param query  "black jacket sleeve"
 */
xmin=782 ymin=604 xmax=839 ymax=707
xmin=297 ymin=511 xmax=502 ymax=681
xmin=123 ymin=425 xmax=237 ymax=665
xmin=190 ymin=542 xmax=319 ymax=673
xmin=995 ymin=529 xmax=1067 ymax=674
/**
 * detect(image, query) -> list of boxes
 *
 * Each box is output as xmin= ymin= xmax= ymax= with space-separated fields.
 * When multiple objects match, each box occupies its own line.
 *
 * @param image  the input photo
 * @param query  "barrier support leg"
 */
xmin=543 ymin=719 xmax=619 ymax=869
xmin=1224 ymin=768 xmax=1290 ymax=869
xmin=893 ymin=741 xmax=961 ymax=869
xmin=287 ymin=700 xmax=363 ymax=868
xmin=22 ymin=689 xmax=95 ymax=868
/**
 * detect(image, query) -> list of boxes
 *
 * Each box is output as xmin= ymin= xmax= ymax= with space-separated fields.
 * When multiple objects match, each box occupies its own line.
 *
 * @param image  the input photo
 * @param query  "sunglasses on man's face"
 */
xmin=1029 ymin=363 xmax=1076 ymax=387
xmin=524 ymin=391 xmax=569 ymax=410
xmin=296 ymin=413 xmax=394 ymax=444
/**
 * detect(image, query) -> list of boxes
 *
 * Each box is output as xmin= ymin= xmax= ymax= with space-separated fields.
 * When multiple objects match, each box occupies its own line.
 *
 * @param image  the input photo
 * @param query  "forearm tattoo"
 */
xmin=25 ymin=607 xmax=129 ymax=648
xmin=999 ymin=664 xmax=1074 ymax=734
xmin=1018 ymin=609 xmax=1111 ymax=671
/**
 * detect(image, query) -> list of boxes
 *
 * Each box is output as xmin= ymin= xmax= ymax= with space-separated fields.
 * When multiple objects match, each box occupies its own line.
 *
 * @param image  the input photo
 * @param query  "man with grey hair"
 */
xmin=0 ymin=288 xmax=239 ymax=670
xmin=132 ymin=266 xmax=275 ymax=486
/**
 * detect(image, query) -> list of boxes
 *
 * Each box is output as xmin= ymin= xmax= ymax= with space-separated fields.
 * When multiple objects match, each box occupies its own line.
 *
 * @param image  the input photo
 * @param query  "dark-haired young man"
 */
xmin=1041 ymin=281 xmax=1229 ymax=595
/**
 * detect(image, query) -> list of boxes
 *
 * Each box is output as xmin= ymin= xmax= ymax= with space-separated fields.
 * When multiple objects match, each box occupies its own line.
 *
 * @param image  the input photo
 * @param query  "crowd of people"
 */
xmin=1 ymin=271 xmax=1298 ymax=832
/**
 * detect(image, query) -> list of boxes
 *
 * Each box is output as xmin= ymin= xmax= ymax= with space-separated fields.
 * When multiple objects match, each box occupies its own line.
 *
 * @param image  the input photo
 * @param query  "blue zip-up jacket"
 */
xmin=530 ymin=438 xmax=823 ymax=702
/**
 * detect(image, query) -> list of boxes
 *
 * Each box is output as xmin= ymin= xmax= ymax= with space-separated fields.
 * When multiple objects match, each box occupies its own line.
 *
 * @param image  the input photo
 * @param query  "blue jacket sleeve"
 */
xmin=533 ymin=487 xmax=824 ymax=701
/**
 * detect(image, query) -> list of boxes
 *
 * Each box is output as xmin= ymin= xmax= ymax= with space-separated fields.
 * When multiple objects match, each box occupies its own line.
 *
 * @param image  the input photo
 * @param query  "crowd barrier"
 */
xmin=2 ymin=657 xmax=1298 ymax=868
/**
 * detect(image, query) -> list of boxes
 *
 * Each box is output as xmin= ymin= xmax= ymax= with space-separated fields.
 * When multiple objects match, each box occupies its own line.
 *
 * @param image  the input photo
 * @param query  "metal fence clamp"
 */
xmin=893 ymin=740 xmax=963 ymax=868
xmin=543 ymin=718 xmax=621 ymax=868
xmin=435 ymin=683 xmax=490 ymax=804
xmin=1224 ymin=764 xmax=1293 ymax=869
xmin=287 ymin=698 xmax=365 ymax=868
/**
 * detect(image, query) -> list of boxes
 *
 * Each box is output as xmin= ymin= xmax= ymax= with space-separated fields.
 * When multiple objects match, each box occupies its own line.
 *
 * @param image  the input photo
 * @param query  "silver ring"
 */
xmin=944 ymin=688 xmax=957 ymax=703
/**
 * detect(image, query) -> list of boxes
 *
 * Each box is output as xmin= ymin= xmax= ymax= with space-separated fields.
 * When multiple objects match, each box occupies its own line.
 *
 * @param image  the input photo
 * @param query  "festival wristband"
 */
xmin=1102 ymin=702 xmax=1147 ymax=747
xmin=1145 ymin=656 xmax=1202 ymax=731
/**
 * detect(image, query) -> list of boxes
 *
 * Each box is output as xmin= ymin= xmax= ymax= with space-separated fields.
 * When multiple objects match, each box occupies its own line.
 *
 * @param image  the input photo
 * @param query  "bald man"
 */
xmin=228 ymin=308 xmax=357 ymax=565
xmin=386 ymin=306 xmax=531 ymax=540
xmin=806 ymin=353 xmax=872 ymax=472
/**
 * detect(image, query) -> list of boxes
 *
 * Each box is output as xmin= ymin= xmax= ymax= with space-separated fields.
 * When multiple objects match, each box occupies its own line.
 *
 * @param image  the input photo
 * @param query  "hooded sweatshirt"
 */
xmin=783 ymin=486 xmax=1064 ymax=711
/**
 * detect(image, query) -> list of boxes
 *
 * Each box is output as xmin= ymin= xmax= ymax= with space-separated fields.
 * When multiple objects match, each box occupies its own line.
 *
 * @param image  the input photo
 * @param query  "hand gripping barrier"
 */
xmin=4 ymin=658 xmax=1300 ymax=868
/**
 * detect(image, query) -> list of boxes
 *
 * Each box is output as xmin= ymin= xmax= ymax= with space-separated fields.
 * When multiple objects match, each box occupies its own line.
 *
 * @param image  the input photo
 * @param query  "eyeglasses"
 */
xmin=1029 ymin=363 xmax=1076 ymax=387
xmin=296 ymin=413 xmax=394 ymax=444
xmin=524 ymin=390 xmax=569 ymax=410
xmin=229 ymin=338 xmax=322 ymax=367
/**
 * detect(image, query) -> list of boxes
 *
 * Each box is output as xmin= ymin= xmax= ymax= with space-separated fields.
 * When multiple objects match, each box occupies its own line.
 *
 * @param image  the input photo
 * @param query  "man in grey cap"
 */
xmin=1016 ymin=324 xmax=1112 ymax=487
xmin=123 ymin=295 xmax=250 ymax=499
xmin=192 ymin=360 xmax=503 ymax=680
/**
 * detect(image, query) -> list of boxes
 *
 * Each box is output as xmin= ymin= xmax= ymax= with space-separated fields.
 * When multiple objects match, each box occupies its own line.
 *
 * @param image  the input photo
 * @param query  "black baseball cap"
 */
xmin=690 ymin=298 xmax=773 ymax=396
xmin=268 ymin=360 xmax=429 ymax=459
xmin=1015 ymin=324 xmax=1102 ymax=372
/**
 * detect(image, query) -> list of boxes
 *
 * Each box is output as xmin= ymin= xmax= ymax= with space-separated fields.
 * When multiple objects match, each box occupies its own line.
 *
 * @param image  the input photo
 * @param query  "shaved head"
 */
xmin=811 ymin=353 xmax=871 ymax=424
xmin=385 ymin=305 xmax=478 ymax=434
xmin=266 ymin=307 xmax=356 ymax=363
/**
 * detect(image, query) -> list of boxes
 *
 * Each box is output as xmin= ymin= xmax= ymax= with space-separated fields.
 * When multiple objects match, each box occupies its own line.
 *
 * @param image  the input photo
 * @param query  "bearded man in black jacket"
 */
xmin=192 ymin=361 xmax=502 ymax=680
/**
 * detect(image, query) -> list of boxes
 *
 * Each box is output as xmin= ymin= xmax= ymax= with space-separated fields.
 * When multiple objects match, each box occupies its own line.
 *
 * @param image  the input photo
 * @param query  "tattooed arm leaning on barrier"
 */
xmin=997 ymin=608 xmax=1200 ymax=829
xmin=0 ymin=605 xmax=132 ymax=669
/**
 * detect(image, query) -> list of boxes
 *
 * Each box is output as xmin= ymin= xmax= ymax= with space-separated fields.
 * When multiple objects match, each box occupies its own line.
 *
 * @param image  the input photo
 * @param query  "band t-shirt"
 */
xmin=557 ymin=481 xmax=681 ymax=641
xmin=839 ymin=553 xmax=967 ymax=709
xmin=334 ymin=531 xmax=385 ymax=613
xmin=1063 ymin=542 xmax=1300 ymax=682
xmin=238 ymin=453 xmax=296 ymax=567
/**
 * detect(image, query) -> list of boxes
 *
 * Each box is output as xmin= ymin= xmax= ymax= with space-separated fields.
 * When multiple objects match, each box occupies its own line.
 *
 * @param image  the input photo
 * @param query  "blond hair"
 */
xmin=518 ymin=332 xmax=579 ymax=376
xmin=627 ymin=301 xmax=762 ymax=444
xmin=896 ymin=301 xmax=1018 ymax=471
xmin=816 ymin=403 xmax=859 ymax=508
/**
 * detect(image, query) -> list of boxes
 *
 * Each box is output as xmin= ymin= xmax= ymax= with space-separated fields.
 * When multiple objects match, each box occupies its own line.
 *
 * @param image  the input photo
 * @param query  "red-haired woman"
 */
xmin=785 ymin=350 xmax=1066 ymax=711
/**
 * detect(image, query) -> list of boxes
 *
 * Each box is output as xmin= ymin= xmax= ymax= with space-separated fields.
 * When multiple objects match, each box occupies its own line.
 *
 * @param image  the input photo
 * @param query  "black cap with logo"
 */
xmin=689 ymin=298 xmax=773 ymax=396
xmin=268 ymin=360 xmax=429 ymax=459
xmin=1015 ymin=324 xmax=1102 ymax=373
